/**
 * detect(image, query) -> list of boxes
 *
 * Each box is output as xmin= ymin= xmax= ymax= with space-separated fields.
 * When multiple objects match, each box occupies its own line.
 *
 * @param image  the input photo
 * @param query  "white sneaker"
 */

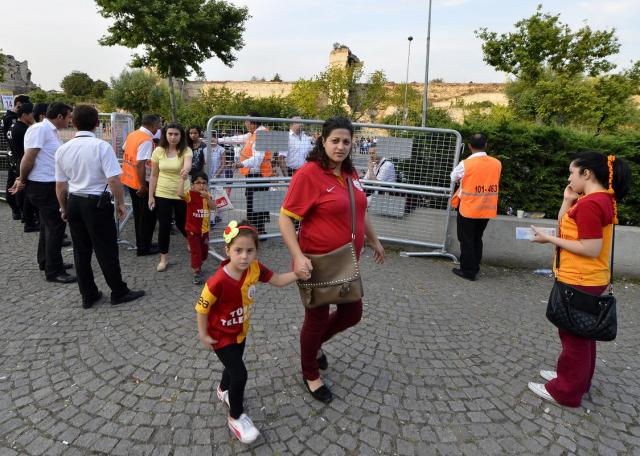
xmin=528 ymin=382 xmax=557 ymax=403
xmin=216 ymin=384 xmax=230 ymax=408
xmin=228 ymin=413 xmax=260 ymax=444
xmin=540 ymin=370 xmax=557 ymax=382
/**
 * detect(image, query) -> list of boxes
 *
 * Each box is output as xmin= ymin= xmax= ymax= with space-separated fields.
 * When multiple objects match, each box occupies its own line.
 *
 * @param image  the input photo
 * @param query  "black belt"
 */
xmin=70 ymin=193 xmax=101 ymax=200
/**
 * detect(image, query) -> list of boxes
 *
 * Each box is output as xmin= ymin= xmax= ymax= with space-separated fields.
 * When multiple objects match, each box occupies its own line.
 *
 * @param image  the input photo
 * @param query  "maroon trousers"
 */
xmin=545 ymin=328 xmax=597 ymax=407
xmin=544 ymin=283 xmax=606 ymax=407
xmin=187 ymin=232 xmax=209 ymax=271
xmin=300 ymin=299 xmax=363 ymax=380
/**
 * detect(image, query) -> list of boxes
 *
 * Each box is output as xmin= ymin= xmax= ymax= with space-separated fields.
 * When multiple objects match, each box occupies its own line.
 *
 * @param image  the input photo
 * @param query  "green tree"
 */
xmin=27 ymin=89 xmax=76 ymax=106
xmin=385 ymin=83 xmax=423 ymax=124
xmin=287 ymin=65 xmax=388 ymax=120
xmin=477 ymin=6 xmax=639 ymax=133
xmin=60 ymin=71 xmax=95 ymax=97
xmin=92 ymin=80 xmax=109 ymax=99
xmin=476 ymin=5 xmax=619 ymax=83
xmin=271 ymin=73 xmax=282 ymax=82
xmin=287 ymin=79 xmax=323 ymax=118
xmin=105 ymin=70 xmax=167 ymax=124
xmin=96 ymin=0 xmax=250 ymax=122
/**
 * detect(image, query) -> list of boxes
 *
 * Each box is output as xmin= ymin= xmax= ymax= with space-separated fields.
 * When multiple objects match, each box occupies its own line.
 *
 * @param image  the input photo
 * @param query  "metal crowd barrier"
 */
xmin=205 ymin=115 xmax=462 ymax=261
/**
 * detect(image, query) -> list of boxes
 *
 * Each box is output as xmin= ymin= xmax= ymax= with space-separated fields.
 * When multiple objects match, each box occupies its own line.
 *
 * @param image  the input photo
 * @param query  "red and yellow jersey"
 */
xmin=195 ymin=259 xmax=273 ymax=349
xmin=183 ymin=190 xmax=210 ymax=234
xmin=280 ymin=161 xmax=367 ymax=258
xmin=554 ymin=191 xmax=614 ymax=286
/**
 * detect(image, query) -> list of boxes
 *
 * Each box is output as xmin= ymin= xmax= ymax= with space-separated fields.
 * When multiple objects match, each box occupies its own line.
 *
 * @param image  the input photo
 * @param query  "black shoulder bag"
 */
xmin=545 ymin=226 xmax=617 ymax=341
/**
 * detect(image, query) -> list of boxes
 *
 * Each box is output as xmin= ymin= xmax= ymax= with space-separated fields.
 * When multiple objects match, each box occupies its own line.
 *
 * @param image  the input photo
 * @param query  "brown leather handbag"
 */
xmin=297 ymin=177 xmax=364 ymax=309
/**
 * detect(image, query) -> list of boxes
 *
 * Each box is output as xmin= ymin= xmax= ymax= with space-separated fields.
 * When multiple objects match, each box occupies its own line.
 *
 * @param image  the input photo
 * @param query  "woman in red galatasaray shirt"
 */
xmin=279 ymin=116 xmax=385 ymax=404
xmin=529 ymin=151 xmax=632 ymax=407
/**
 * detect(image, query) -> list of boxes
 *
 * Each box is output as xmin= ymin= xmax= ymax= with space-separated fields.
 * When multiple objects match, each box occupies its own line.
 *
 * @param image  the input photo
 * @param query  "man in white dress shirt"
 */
xmin=55 ymin=105 xmax=145 ymax=308
xmin=11 ymin=102 xmax=76 ymax=283
xmin=278 ymin=117 xmax=314 ymax=177
xmin=362 ymin=145 xmax=396 ymax=183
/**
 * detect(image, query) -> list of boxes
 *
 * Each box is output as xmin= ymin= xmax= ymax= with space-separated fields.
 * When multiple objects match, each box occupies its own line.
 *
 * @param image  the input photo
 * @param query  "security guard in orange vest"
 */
xmin=121 ymin=114 xmax=162 ymax=255
xmin=450 ymin=133 xmax=502 ymax=280
xmin=218 ymin=112 xmax=273 ymax=234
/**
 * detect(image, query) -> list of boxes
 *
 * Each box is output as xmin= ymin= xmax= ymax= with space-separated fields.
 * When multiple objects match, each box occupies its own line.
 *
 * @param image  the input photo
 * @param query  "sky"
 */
xmin=1 ymin=0 xmax=638 ymax=91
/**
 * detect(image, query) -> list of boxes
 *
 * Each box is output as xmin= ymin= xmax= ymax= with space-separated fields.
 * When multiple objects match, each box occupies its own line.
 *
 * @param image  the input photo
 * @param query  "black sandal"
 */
xmin=303 ymin=377 xmax=333 ymax=403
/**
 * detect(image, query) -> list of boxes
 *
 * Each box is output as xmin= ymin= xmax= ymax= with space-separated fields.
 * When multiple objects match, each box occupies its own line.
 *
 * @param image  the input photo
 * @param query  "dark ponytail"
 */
xmin=572 ymin=151 xmax=632 ymax=200
xmin=611 ymin=157 xmax=632 ymax=201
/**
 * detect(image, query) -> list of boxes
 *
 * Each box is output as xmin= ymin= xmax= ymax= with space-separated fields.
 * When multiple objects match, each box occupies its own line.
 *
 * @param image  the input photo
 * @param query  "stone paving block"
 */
xmin=2 ymin=207 xmax=640 ymax=455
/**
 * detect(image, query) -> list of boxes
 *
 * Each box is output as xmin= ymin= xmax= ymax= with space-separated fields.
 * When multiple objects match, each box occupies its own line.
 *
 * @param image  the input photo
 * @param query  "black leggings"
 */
xmin=155 ymin=196 xmax=186 ymax=254
xmin=215 ymin=341 xmax=247 ymax=419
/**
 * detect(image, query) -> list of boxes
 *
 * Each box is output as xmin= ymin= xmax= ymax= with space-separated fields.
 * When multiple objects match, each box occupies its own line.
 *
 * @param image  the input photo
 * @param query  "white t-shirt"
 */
xmin=363 ymin=158 xmax=397 ymax=183
xmin=24 ymin=118 xmax=63 ymax=182
xmin=55 ymin=131 xmax=122 ymax=195
xmin=280 ymin=130 xmax=313 ymax=170
xmin=209 ymin=145 xmax=226 ymax=177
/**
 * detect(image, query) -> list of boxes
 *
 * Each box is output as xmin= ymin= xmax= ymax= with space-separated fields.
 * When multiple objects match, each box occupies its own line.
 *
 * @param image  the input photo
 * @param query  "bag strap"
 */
xmin=609 ymin=225 xmax=615 ymax=292
xmin=346 ymin=176 xmax=356 ymax=240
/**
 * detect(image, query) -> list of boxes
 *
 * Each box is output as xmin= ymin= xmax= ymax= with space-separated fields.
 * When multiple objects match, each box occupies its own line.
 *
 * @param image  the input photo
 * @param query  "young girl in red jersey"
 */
xmin=177 ymin=171 xmax=215 ymax=284
xmin=195 ymin=220 xmax=310 ymax=444
xmin=529 ymin=152 xmax=632 ymax=407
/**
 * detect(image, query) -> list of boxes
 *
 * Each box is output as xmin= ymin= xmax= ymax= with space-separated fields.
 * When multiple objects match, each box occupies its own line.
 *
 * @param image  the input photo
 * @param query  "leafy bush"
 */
xmin=459 ymin=119 xmax=640 ymax=225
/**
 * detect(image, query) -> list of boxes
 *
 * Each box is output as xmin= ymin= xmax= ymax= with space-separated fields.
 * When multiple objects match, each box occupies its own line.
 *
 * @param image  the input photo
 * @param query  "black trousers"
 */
xmin=6 ymin=163 xmax=20 ymax=216
xmin=127 ymin=186 xmax=157 ymax=253
xmin=6 ymin=162 xmax=38 ymax=226
xmin=67 ymin=195 xmax=129 ymax=302
xmin=26 ymin=181 xmax=66 ymax=279
xmin=155 ymin=196 xmax=186 ymax=254
xmin=456 ymin=213 xmax=489 ymax=277
xmin=245 ymin=173 xmax=269 ymax=234
xmin=214 ymin=341 xmax=247 ymax=419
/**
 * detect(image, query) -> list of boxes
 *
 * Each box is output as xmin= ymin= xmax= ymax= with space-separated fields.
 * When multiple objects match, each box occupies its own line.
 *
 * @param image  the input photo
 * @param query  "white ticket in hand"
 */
xmin=516 ymin=227 xmax=556 ymax=240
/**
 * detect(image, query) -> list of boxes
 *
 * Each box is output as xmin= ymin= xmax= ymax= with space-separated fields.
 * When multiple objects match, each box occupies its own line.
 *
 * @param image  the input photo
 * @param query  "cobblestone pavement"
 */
xmin=1 ymin=203 xmax=640 ymax=456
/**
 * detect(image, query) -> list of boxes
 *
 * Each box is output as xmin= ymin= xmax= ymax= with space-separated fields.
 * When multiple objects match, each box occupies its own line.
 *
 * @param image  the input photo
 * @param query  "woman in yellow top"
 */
xmin=149 ymin=123 xmax=193 ymax=272
xmin=529 ymin=151 xmax=631 ymax=407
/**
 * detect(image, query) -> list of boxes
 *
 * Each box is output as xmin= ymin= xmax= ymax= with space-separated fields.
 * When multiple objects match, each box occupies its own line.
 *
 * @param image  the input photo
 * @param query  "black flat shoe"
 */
xmin=303 ymin=377 xmax=333 ymax=404
xmin=46 ymin=272 xmax=77 ymax=284
xmin=111 ymin=289 xmax=145 ymax=305
xmin=82 ymin=291 xmax=103 ymax=309
xmin=317 ymin=352 xmax=328 ymax=371
xmin=452 ymin=268 xmax=475 ymax=281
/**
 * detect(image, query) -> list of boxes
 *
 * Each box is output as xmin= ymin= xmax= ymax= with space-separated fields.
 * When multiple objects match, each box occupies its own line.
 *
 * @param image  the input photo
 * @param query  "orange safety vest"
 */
xmin=121 ymin=129 xmax=153 ymax=190
xmin=451 ymin=155 xmax=501 ymax=219
xmin=239 ymin=129 xmax=273 ymax=177
xmin=553 ymin=197 xmax=613 ymax=286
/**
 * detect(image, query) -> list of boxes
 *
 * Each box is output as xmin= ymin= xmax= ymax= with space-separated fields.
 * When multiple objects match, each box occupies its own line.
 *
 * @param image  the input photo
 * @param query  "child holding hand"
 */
xmin=178 ymin=171 xmax=215 ymax=284
xmin=195 ymin=220 xmax=310 ymax=444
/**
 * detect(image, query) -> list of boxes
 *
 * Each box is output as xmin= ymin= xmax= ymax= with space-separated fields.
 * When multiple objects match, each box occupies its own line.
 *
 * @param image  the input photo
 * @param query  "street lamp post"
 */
xmin=403 ymin=36 xmax=414 ymax=124
xmin=421 ymin=0 xmax=433 ymax=127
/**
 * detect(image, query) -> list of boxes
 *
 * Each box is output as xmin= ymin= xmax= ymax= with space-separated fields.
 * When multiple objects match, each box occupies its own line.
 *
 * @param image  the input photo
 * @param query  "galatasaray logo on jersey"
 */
xmin=247 ymin=285 xmax=256 ymax=300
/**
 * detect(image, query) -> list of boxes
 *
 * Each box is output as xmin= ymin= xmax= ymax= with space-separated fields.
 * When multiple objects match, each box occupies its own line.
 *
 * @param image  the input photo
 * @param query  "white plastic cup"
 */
xmin=517 ymin=210 xmax=525 ymax=218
